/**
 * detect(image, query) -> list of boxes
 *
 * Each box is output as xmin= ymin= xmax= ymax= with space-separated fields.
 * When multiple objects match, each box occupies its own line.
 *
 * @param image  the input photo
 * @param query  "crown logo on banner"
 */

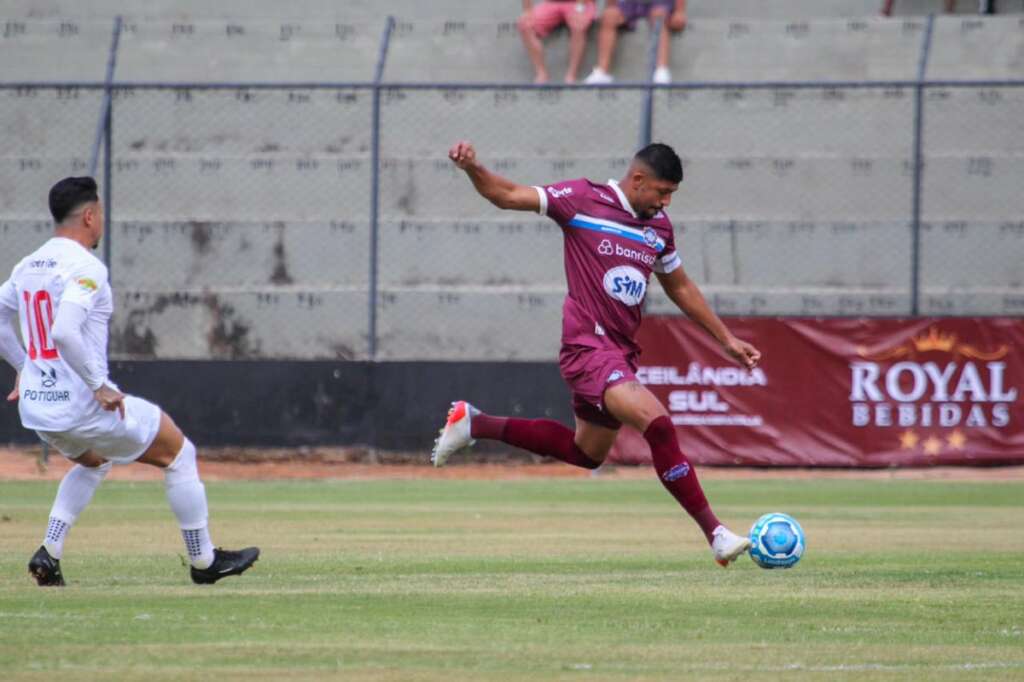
xmin=911 ymin=327 xmax=956 ymax=353
xmin=858 ymin=326 xmax=1008 ymax=361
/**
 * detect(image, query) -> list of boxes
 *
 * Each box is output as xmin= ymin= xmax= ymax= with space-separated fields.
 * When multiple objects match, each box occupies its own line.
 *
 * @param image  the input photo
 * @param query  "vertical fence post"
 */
xmin=103 ymin=93 xmax=113 ymax=275
xmin=911 ymin=14 xmax=935 ymax=316
xmin=90 ymin=15 xmax=122 ymax=274
xmin=638 ymin=16 xmax=664 ymax=148
xmin=369 ymin=16 xmax=396 ymax=361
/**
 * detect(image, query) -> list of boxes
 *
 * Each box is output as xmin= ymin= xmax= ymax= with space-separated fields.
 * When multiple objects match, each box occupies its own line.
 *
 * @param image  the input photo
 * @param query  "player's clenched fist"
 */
xmin=448 ymin=141 xmax=476 ymax=170
xmin=723 ymin=337 xmax=761 ymax=369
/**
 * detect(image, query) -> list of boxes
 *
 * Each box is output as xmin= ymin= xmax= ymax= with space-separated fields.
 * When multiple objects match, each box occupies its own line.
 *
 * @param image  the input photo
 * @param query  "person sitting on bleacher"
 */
xmin=585 ymin=0 xmax=687 ymax=85
xmin=518 ymin=0 xmax=598 ymax=83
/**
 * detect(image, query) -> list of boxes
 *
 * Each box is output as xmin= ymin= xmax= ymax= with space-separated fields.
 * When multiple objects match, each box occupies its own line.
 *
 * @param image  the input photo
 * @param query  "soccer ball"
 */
xmin=749 ymin=512 xmax=805 ymax=569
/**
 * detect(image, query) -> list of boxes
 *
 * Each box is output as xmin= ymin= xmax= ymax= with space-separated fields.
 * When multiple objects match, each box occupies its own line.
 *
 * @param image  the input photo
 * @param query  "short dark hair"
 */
xmin=634 ymin=143 xmax=683 ymax=183
xmin=49 ymin=176 xmax=98 ymax=224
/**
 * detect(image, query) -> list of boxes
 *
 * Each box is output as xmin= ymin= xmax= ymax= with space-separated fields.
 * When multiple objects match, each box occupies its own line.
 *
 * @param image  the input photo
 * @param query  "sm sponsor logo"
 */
xmin=850 ymin=326 xmax=1018 ymax=455
xmin=547 ymin=185 xmax=573 ymax=199
xmin=602 ymin=266 xmax=646 ymax=306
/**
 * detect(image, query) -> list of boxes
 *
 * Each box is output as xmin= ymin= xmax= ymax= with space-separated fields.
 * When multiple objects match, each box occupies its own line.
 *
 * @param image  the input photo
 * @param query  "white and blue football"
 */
xmin=749 ymin=512 xmax=805 ymax=569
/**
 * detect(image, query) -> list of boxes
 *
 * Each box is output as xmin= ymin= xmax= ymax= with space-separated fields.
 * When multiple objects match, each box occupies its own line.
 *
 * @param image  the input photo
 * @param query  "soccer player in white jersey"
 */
xmin=0 ymin=177 xmax=259 ymax=586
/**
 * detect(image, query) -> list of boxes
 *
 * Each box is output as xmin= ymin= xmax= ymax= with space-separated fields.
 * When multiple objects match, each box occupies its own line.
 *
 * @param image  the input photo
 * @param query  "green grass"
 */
xmin=1 ymin=477 xmax=1023 ymax=681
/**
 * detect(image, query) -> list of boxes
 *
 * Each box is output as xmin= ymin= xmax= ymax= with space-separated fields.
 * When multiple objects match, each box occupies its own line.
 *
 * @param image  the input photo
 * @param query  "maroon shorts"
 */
xmin=559 ymin=344 xmax=639 ymax=430
xmin=618 ymin=0 xmax=675 ymax=30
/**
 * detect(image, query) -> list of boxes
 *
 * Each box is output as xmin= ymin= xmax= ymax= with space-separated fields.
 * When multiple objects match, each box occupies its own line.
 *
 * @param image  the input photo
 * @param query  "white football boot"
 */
xmin=431 ymin=400 xmax=479 ymax=467
xmin=711 ymin=525 xmax=752 ymax=567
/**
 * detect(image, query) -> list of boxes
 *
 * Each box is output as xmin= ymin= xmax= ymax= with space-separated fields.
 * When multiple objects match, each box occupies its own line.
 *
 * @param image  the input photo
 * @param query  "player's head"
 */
xmin=49 ymin=176 xmax=103 ymax=248
xmin=624 ymin=143 xmax=682 ymax=219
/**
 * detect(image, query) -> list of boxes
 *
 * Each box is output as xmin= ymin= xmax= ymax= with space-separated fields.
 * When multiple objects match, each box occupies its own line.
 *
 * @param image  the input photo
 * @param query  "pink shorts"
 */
xmin=526 ymin=1 xmax=597 ymax=38
xmin=559 ymin=344 xmax=638 ymax=430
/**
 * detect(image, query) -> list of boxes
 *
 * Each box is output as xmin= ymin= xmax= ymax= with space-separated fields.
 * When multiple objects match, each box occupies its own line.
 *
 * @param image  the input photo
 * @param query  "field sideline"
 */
xmin=1 ymin=475 xmax=1023 ymax=681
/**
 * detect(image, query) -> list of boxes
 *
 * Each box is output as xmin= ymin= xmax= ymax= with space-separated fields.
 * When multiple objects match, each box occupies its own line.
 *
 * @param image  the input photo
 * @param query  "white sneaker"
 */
xmin=652 ymin=66 xmax=672 ymax=84
xmin=431 ymin=400 xmax=478 ymax=467
xmin=584 ymin=68 xmax=614 ymax=85
xmin=711 ymin=525 xmax=751 ymax=567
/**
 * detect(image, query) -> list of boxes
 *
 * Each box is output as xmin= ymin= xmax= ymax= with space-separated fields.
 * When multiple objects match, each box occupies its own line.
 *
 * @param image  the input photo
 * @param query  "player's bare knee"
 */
xmin=138 ymin=413 xmax=185 ymax=468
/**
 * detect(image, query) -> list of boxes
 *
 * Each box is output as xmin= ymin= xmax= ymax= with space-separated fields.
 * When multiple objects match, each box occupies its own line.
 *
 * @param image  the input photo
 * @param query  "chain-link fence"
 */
xmin=2 ymin=15 xmax=1022 ymax=363
xmin=0 ymin=86 xmax=105 ymax=280
xmin=106 ymin=85 xmax=374 ymax=360
xmin=919 ymin=83 xmax=1024 ymax=316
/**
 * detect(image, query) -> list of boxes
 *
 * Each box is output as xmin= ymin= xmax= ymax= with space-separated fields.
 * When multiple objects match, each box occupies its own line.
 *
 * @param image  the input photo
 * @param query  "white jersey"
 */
xmin=0 ymin=237 xmax=113 ymax=431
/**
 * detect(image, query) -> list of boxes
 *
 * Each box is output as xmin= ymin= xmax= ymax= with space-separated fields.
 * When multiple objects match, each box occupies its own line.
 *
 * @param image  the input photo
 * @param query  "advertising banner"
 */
xmin=610 ymin=318 xmax=1024 ymax=467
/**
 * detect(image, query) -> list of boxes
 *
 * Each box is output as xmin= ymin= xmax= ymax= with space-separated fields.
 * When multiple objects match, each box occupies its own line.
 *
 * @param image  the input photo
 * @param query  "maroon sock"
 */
xmin=471 ymin=413 xmax=600 ymax=470
xmin=470 ymin=412 xmax=508 ymax=440
xmin=643 ymin=416 xmax=720 ymax=543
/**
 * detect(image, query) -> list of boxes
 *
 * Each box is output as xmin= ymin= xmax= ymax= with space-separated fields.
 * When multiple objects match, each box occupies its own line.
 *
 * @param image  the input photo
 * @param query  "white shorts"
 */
xmin=35 ymin=395 xmax=163 ymax=464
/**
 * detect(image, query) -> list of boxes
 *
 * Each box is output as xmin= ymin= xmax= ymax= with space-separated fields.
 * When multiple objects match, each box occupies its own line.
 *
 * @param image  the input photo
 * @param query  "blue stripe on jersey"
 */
xmin=567 ymin=214 xmax=667 ymax=253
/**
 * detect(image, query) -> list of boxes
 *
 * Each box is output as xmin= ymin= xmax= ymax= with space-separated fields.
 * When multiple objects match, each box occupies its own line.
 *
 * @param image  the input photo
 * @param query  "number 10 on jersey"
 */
xmin=22 ymin=289 xmax=59 ymax=360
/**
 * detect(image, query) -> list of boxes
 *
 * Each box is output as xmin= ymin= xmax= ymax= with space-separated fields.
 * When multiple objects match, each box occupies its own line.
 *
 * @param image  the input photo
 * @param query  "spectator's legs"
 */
xmin=945 ymin=0 xmax=956 ymax=12
xmin=651 ymin=5 xmax=671 ymax=69
xmin=564 ymin=3 xmax=596 ymax=83
xmin=565 ymin=24 xmax=588 ymax=82
xmin=518 ymin=8 xmax=550 ymax=83
xmin=594 ymin=5 xmax=625 ymax=74
xmin=881 ymin=0 xmax=895 ymax=16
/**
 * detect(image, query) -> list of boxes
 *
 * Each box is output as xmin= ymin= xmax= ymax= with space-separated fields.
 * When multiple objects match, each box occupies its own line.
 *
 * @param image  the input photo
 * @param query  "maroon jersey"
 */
xmin=533 ymin=178 xmax=681 ymax=356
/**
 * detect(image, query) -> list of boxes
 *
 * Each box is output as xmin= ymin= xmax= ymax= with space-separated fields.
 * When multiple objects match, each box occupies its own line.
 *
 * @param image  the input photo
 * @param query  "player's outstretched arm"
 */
xmin=449 ymin=141 xmax=541 ymax=213
xmin=655 ymin=266 xmax=761 ymax=369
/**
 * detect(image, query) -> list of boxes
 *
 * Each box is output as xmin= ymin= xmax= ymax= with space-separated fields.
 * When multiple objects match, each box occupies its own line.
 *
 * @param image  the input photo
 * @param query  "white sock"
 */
xmin=164 ymin=439 xmax=215 ymax=569
xmin=182 ymin=527 xmax=214 ymax=569
xmin=44 ymin=462 xmax=112 ymax=559
xmin=43 ymin=517 xmax=71 ymax=559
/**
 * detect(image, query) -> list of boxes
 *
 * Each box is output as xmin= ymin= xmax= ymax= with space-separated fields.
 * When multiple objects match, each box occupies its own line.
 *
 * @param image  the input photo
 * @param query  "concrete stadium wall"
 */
xmin=5 ymin=0 xmax=1023 ymax=19
xmin=1 ymin=13 xmax=1022 ymax=363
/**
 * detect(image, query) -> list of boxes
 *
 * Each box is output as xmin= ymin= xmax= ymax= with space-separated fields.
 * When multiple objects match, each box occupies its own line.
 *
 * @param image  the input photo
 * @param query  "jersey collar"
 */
xmin=606 ymin=179 xmax=637 ymax=219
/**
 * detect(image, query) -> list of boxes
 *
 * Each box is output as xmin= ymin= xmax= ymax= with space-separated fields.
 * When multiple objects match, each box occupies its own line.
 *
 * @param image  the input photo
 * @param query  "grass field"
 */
xmin=1 ymin=475 xmax=1023 ymax=681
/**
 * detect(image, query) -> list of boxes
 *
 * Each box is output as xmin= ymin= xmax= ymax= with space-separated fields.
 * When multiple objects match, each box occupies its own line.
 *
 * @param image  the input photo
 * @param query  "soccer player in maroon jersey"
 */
xmin=432 ymin=140 xmax=761 ymax=567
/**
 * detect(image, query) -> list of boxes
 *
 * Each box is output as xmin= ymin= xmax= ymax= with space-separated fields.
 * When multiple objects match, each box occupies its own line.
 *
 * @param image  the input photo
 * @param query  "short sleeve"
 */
xmin=652 ymin=222 xmax=682 ymax=274
xmin=535 ymin=178 xmax=588 ymax=225
xmin=61 ymin=260 xmax=108 ymax=312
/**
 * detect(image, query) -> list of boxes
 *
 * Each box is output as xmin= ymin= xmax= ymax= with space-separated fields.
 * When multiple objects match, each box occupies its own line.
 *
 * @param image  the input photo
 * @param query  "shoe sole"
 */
xmin=715 ymin=538 xmax=753 ymax=567
xmin=431 ymin=401 xmax=473 ymax=467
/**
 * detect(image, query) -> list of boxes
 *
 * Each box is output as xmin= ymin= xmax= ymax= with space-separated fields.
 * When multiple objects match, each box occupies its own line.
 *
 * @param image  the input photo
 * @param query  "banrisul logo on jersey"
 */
xmin=603 ymin=266 xmax=646 ymax=306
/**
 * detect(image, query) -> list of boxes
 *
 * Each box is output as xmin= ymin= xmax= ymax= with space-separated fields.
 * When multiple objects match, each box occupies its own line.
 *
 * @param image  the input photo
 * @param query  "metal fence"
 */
xmin=2 ymin=14 xmax=1022 ymax=362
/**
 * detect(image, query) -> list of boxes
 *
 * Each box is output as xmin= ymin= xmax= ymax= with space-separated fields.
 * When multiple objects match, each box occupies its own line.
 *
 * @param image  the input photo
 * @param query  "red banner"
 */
xmin=610 ymin=318 xmax=1024 ymax=467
